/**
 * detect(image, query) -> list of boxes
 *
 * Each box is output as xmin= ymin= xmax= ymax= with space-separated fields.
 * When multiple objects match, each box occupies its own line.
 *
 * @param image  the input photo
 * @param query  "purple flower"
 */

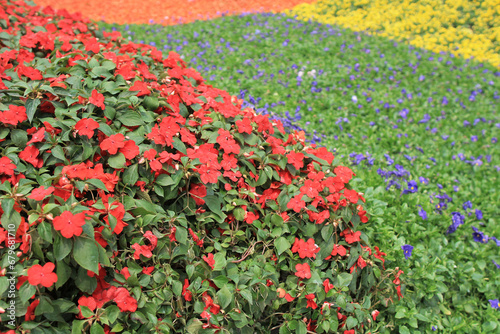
xmin=471 ymin=135 xmax=478 ymax=142
xmin=403 ymin=180 xmax=418 ymax=194
xmin=432 ymin=326 xmax=437 ymax=331
xmin=490 ymin=237 xmax=500 ymax=247
xmin=463 ymin=201 xmax=473 ymax=210
xmin=401 ymin=244 xmax=414 ymax=259
xmin=472 ymin=226 xmax=489 ymax=243
xmin=493 ymin=260 xmax=500 ymax=269
xmin=447 ymin=212 xmax=465 ymax=234
xmin=419 ymin=176 xmax=429 ymax=185
xmin=418 ymin=207 xmax=428 ymax=220
xmin=489 ymin=299 xmax=499 ymax=309
xmin=475 ymin=209 xmax=483 ymax=220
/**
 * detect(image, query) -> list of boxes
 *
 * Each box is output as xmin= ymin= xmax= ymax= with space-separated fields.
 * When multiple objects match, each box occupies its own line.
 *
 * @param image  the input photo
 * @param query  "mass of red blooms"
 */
xmin=0 ymin=0 xmax=396 ymax=332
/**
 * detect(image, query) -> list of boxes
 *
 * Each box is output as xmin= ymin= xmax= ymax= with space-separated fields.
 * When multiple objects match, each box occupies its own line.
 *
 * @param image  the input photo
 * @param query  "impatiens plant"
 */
xmin=0 ymin=1 xmax=399 ymax=333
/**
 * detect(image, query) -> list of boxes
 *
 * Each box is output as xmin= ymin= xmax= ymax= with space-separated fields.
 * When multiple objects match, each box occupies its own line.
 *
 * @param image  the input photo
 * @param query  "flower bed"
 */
xmin=0 ymin=1 xmax=396 ymax=333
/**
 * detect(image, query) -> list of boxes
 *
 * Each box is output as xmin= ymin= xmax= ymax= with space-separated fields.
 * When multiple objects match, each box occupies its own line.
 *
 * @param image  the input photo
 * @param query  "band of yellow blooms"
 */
xmin=285 ymin=0 xmax=500 ymax=67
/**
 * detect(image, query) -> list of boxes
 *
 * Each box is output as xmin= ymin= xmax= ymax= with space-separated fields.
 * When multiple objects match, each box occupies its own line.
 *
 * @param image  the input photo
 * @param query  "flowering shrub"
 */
xmin=0 ymin=1 xmax=397 ymax=333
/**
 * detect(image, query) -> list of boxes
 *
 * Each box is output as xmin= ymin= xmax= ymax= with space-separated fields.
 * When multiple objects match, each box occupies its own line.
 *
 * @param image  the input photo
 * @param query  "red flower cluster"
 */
xmin=291 ymin=238 xmax=320 ymax=259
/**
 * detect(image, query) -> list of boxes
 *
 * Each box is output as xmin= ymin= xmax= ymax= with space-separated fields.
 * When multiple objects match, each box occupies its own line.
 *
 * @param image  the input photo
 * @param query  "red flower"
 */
xmin=53 ymin=211 xmax=87 ymax=238
xmin=132 ymin=243 xmax=153 ymax=259
xmin=25 ymin=299 xmax=40 ymax=321
xmin=323 ymin=279 xmax=334 ymax=293
xmin=344 ymin=330 xmax=355 ymax=334
xmin=143 ymin=231 xmax=158 ymax=249
xmin=245 ymin=211 xmax=259 ymax=224
xmin=182 ymin=279 xmax=193 ymax=301
xmin=89 ymin=89 xmax=105 ymax=110
xmin=291 ymin=238 xmax=320 ymax=259
xmin=120 ymin=267 xmax=131 ymax=280
xmin=189 ymin=183 xmax=207 ymax=205
xmin=189 ymin=228 xmax=204 ymax=247
xmin=19 ymin=145 xmax=42 ymax=168
xmin=77 ymin=296 xmax=97 ymax=318
xmin=295 ymin=263 xmax=311 ymax=279
xmin=28 ymin=186 xmax=55 ymax=201
xmin=305 ymin=294 xmax=317 ymax=309
xmin=287 ymin=194 xmax=306 ymax=213
xmin=284 ymin=293 xmax=294 ymax=302
xmin=343 ymin=189 xmax=359 ymax=203
xmin=169 ymin=226 xmax=177 ymax=242
xmin=27 ymin=262 xmax=58 ymax=287
xmin=100 ymin=133 xmax=125 ymax=155
xmin=142 ymin=266 xmax=154 ymax=275
xmin=129 ymin=80 xmax=151 ymax=96
xmin=203 ymin=253 xmax=215 ymax=270
xmin=334 ymin=166 xmax=355 ymax=183
xmin=197 ymin=164 xmax=221 ymax=184
xmin=306 ymin=146 xmax=334 ymax=164
xmin=114 ymin=289 xmax=138 ymax=312
xmin=119 ymin=140 xmax=140 ymax=160
xmin=287 ymin=151 xmax=304 ymax=170
xmin=26 ymin=127 xmax=46 ymax=146
xmin=0 ymin=156 xmax=16 ymax=175
xmin=357 ymin=256 xmax=367 ymax=269
xmin=300 ymin=179 xmax=320 ymax=198
xmin=216 ymin=128 xmax=240 ymax=154
xmin=236 ymin=118 xmax=253 ymax=134
xmin=374 ymin=246 xmax=387 ymax=265
xmin=372 ymin=310 xmax=380 ymax=321
xmin=344 ymin=230 xmax=361 ymax=244
xmin=75 ymin=118 xmax=100 ymax=139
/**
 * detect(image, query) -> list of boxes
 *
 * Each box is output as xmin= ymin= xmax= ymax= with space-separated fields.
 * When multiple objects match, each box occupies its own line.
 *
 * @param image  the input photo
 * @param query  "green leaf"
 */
xmin=51 ymin=145 xmax=66 ymax=161
xmin=72 ymin=320 xmax=86 ymax=334
xmin=25 ymin=98 xmax=41 ymax=123
xmin=212 ymin=275 xmax=229 ymax=288
xmin=122 ymin=163 xmax=139 ymax=185
xmin=239 ymin=289 xmax=253 ymax=304
xmin=175 ymin=226 xmax=187 ymax=244
xmin=19 ymin=282 xmax=36 ymax=303
xmin=217 ymin=285 xmax=232 ymax=308
xmin=172 ymin=280 xmax=183 ymax=297
xmin=53 ymin=232 xmax=73 ymax=261
xmin=274 ymin=237 xmax=291 ymax=255
xmin=296 ymin=321 xmax=307 ymax=334
xmin=90 ymin=323 xmax=105 ymax=334
xmin=105 ymin=305 xmax=120 ymax=323
xmin=213 ymin=252 xmax=227 ymax=271
xmin=233 ymin=207 xmax=245 ymax=221
xmin=38 ymin=222 xmax=53 ymax=243
xmin=108 ymin=153 xmax=126 ymax=169
xmin=117 ymin=111 xmax=144 ymax=126
xmin=86 ymin=178 xmax=108 ymax=191
xmin=205 ymin=195 xmax=225 ymax=219
xmin=337 ymin=273 xmax=353 ymax=287
xmin=73 ymin=237 xmax=99 ymax=274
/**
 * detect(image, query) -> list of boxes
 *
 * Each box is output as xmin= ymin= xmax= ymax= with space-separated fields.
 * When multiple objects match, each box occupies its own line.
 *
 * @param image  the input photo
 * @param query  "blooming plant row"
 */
xmin=106 ymin=9 xmax=500 ymax=333
xmin=287 ymin=0 xmax=500 ymax=67
xmin=0 ymin=1 xmax=397 ymax=333
xmin=33 ymin=0 xmax=316 ymax=25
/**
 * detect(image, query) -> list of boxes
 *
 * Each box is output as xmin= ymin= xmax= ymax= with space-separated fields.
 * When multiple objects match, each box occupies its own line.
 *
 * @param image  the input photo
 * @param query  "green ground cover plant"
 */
xmin=101 ymin=11 xmax=500 ymax=333
xmin=0 ymin=1 xmax=397 ymax=333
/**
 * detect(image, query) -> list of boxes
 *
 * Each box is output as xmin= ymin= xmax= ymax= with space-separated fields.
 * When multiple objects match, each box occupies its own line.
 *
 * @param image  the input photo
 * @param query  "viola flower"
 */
xmin=27 ymin=262 xmax=58 ymax=287
xmin=295 ymin=262 xmax=311 ymax=279
xmin=100 ymin=133 xmax=126 ymax=155
xmin=89 ymin=89 xmax=105 ymax=110
xmin=28 ymin=186 xmax=55 ymax=201
xmin=75 ymin=118 xmax=100 ymax=139
xmin=418 ymin=206 xmax=428 ymax=220
xmin=203 ymin=253 xmax=215 ymax=270
xmin=0 ymin=156 xmax=16 ymax=175
xmin=53 ymin=211 xmax=87 ymax=238
xmin=401 ymin=244 xmax=414 ymax=259
xmin=475 ymin=209 xmax=483 ymax=220
xmin=402 ymin=180 xmax=418 ymax=194
xmin=489 ymin=299 xmax=499 ymax=309
xmin=472 ymin=226 xmax=489 ymax=243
